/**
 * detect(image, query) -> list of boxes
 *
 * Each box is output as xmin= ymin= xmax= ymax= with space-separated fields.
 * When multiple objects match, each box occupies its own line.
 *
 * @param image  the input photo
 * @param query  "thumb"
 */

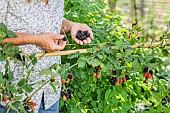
xmin=51 ymin=34 xmax=65 ymax=40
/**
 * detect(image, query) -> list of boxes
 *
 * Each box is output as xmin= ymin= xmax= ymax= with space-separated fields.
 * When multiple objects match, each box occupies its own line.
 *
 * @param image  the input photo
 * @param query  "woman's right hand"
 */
xmin=34 ymin=33 xmax=66 ymax=52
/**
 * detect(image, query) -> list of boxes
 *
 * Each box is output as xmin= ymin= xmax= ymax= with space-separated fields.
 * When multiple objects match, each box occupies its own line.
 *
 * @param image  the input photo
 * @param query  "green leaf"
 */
xmin=78 ymin=60 xmax=86 ymax=68
xmin=17 ymin=79 xmax=26 ymax=87
xmin=15 ymin=96 xmax=23 ymax=101
xmin=91 ymin=58 xmax=100 ymax=67
xmin=23 ymin=84 xmax=33 ymax=92
xmin=105 ymin=89 xmax=111 ymax=100
xmin=6 ymin=30 xmax=17 ymax=38
xmin=132 ymin=59 xmax=139 ymax=70
xmin=0 ymin=31 xmax=7 ymax=39
xmin=0 ymin=23 xmax=7 ymax=32
xmin=39 ymin=69 xmax=53 ymax=76
xmin=103 ymin=105 xmax=111 ymax=113
xmin=32 ymin=58 xmax=37 ymax=65
xmin=115 ymin=40 xmax=123 ymax=47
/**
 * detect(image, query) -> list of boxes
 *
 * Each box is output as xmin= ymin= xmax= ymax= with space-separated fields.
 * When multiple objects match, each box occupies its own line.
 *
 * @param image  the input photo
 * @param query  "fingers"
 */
xmin=72 ymin=36 xmax=84 ymax=45
xmin=88 ymin=28 xmax=94 ymax=40
xmin=51 ymin=34 xmax=65 ymax=40
xmin=53 ymin=39 xmax=66 ymax=50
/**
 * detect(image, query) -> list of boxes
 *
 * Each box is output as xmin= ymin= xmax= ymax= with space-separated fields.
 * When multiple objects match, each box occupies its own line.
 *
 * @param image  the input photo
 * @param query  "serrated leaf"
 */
xmin=105 ymin=89 xmax=111 ymax=100
xmin=78 ymin=60 xmax=86 ymax=68
xmin=91 ymin=58 xmax=100 ymax=67
xmin=39 ymin=69 xmax=53 ymax=76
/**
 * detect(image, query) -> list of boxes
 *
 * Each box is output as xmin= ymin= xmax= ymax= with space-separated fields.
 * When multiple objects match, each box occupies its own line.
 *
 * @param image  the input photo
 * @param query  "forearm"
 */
xmin=1 ymin=32 xmax=37 ymax=45
xmin=60 ymin=19 xmax=76 ymax=34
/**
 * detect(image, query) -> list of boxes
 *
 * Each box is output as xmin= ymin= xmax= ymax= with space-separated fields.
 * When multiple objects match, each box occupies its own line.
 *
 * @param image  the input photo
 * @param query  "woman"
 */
xmin=0 ymin=0 xmax=94 ymax=112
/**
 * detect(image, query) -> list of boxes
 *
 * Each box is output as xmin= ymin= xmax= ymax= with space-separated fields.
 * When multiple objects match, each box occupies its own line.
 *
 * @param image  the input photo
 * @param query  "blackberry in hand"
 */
xmin=62 ymin=36 xmax=67 ymax=41
xmin=76 ymin=30 xmax=90 ymax=41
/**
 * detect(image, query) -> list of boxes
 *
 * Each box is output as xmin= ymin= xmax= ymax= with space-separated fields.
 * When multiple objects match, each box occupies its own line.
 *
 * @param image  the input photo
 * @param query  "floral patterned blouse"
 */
xmin=0 ymin=0 xmax=64 ymax=112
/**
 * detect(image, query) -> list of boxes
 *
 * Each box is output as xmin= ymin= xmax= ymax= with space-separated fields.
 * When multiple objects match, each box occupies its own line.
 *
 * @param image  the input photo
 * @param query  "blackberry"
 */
xmin=86 ymin=33 xmax=90 ymax=37
xmin=61 ymin=91 xmax=65 ymax=97
xmin=83 ymin=30 xmax=88 ymax=34
xmin=143 ymin=67 xmax=148 ymax=73
xmin=76 ymin=30 xmax=90 ymax=41
xmin=109 ymin=77 xmax=117 ymax=85
xmin=22 ymin=55 xmax=25 ymax=62
xmin=76 ymin=33 xmax=81 ymax=39
xmin=112 ymin=70 xmax=117 ymax=75
xmin=62 ymin=36 xmax=67 ymax=41
xmin=125 ymin=75 xmax=130 ymax=80
xmin=67 ymin=88 xmax=72 ymax=94
xmin=50 ymin=78 xmax=55 ymax=82
xmin=149 ymin=70 xmax=153 ymax=74
xmin=80 ymin=36 xmax=87 ymax=41
xmin=77 ymin=30 xmax=82 ymax=34
xmin=140 ymin=87 xmax=144 ymax=93
xmin=67 ymin=73 xmax=73 ymax=79
xmin=15 ymin=53 xmax=22 ymax=61
xmin=24 ymin=106 xmax=29 ymax=111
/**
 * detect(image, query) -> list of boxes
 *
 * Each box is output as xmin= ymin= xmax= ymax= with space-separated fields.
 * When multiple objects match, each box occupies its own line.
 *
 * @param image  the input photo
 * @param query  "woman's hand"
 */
xmin=34 ymin=33 xmax=66 ymax=52
xmin=70 ymin=23 xmax=94 ymax=45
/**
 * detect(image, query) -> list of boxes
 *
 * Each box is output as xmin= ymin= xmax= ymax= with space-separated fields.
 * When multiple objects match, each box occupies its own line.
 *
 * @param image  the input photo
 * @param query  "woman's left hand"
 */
xmin=70 ymin=23 xmax=94 ymax=45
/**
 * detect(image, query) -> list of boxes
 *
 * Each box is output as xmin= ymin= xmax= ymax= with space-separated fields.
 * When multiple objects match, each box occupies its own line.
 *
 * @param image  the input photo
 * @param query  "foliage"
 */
xmin=59 ymin=0 xmax=170 ymax=113
xmin=0 ymin=0 xmax=169 ymax=113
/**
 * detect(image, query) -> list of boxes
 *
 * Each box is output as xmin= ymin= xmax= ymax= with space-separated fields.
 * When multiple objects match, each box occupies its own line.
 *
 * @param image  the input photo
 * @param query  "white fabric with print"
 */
xmin=0 ymin=0 xmax=64 ymax=112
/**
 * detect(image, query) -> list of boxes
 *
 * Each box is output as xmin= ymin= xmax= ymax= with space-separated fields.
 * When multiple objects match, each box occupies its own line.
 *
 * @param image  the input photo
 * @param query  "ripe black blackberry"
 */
xmin=125 ymin=75 xmax=130 ymax=80
xmin=15 ymin=53 xmax=22 ymax=61
xmin=76 ymin=30 xmax=90 ymax=41
xmin=61 ymin=91 xmax=65 ymax=97
xmin=67 ymin=73 xmax=73 ymax=79
xmin=67 ymin=88 xmax=72 ymax=94
xmin=62 ymin=36 xmax=67 ymax=41
xmin=109 ymin=77 xmax=117 ymax=85
xmin=112 ymin=70 xmax=117 ymax=75
xmin=143 ymin=67 xmax=148 ymax=73
xmin=149 ymin=70 xmax=153 ymax=74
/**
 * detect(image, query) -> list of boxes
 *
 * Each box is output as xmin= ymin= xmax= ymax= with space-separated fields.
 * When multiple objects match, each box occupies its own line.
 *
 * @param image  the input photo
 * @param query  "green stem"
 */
xmin=6 ymin=106 xmax=11 ymax=113
xmin=29 ymin=80 xmax=49 ymax=99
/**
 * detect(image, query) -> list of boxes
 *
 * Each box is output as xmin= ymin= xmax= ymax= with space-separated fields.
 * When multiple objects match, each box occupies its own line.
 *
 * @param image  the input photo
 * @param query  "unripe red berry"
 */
xmin=32 ymin=102 xmax=36 ymax=106
xmin=61 ymin=79 xmax=65 ymax=84
xmin=93 ymin=73 xmax=97 ymax=77
xmin=62 ymin=95 xmax=67 ymax=101
xmin=96 ymin=72 xmax=101 ymax=78
xmin=119 ymin=79 xmax=123 ymax=84
xmin=123 ymin=77 xmax=127 ymax=82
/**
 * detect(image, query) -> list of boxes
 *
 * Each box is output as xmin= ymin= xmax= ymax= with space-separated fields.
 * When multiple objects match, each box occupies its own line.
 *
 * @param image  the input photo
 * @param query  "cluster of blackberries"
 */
xmin=76 ymin=30 xmax=90 ymax=41
xmin=93 ymin=66 xmax=102 ymax=78
xmin=110 ymin=75 xmax=130 ymax=86
xmin=61 ymin=73 xmax=74 ymax=84
xmin=143 ymin=67 xmax=154 ymax=83
xmin=61 ymin=88 xmax=74 ymax=101
xmin=24 ymin=98 xmax=36 ymax=112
